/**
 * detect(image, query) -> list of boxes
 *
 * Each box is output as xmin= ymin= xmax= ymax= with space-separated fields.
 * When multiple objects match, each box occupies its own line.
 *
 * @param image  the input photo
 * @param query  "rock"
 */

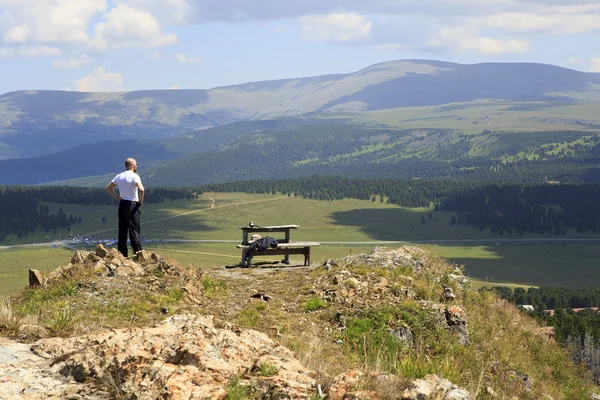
xmin=486 ymin=386 xmax=498 ymax=398
xmin=104 ymin=248 xmax=121 ymax=260
xmin=389 ymin=324 xmax=414 ymax=347
xmin=509 ymin=370 xmax=533 ymax=391
xmin=114 ymin=259 xmax=146 ymax=277
xmin=94 ymin=244 xmax=108 ymax=258
xmin=0 ymin=337 xmax=108 ymax=399
xmin=28 ymin=269 xmax=44 ymax=287
xmin=70 ymin=252 xmax=86 ymax=265
xmin=445 ymin=305 xmax=470 ymax=346
xmin=133 ymin=250 xmax=151 ymax=263
xmin=442 ymin=285 xmax=456 ymax=301
xmin=342 ymin=246 xmax=427 ymax=271
xmin=33 ymin=314 xmax=316 ymax=399
xmin=328 ymin=370 xmax=364 ymax=400
xmin=401 ymin=374 xmax=470 ymax=399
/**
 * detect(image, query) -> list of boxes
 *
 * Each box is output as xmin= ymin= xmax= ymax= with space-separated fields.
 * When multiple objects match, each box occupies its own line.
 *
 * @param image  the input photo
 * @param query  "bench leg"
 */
xmin=282 ymin=250 xmax=290 ymax=265
xmin=240 ymin=249 xmax=249 ymax=267
xmin=304 ymin=247 xmax=311 ymax=266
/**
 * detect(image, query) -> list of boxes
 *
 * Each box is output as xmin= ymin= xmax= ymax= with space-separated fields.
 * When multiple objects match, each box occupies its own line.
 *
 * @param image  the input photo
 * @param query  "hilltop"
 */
xmin=1 ymin=60 xmax=600 ymax=160
xmin=0 ymin=245 xmax=596 ymax=399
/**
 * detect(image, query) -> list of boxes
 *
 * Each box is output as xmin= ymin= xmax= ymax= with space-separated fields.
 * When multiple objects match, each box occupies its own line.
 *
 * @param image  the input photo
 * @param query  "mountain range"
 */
xmin=1 ymin=59 xmax=600 ymax=185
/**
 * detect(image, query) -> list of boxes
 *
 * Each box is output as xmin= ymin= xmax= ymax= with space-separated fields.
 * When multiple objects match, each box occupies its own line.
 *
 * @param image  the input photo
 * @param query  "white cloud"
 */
xmin=481 ymin=12 xmax=600 ymax=34
xmin=90 ymin=4 xmax=178 ymax=50
xmin=169 ymin=85 xmax=181 ymax=89
xmin=175 ymin=53 xmax=202 ymax=66
xmin=4 ymin=24 xmax=31 ymax=44
xmin=152 ymin=51 xmax=162 ymax=59
xmin=0 ymin=47 xmax=15 ymax=57
xmin=300 ymin=12 xmax=373 ymax=42
xmin=432 ymin=26 xmax=530 ymax=55
xmin=72 ymin=66 xmax=124 ymax=92
xmin=52 ymin=54 xmax=94 ymax=69
xmin=590 ymin=58 xmax=600 ymax=73
xmin=0 ymin=0 xmax=107 ymax=44
xmin=20 ymin=45 xmax=61 ymax=57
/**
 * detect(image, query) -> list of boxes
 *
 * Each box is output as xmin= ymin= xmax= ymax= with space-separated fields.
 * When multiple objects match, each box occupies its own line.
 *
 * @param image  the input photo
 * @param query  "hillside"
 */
xmin=0 ymin=245 xmax=596 ymax=399
xmin=1 ymin=60 xmax=599 ymax=159
xmin=138 ymin=127 xmax=600 ymax=186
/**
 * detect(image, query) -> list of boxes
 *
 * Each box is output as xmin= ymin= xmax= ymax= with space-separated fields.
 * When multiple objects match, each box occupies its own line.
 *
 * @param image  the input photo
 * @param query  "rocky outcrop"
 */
xmin=342 ymin=246 xmax=428 ymax=271
xmin=32 ymin=314 xmax=318 ymax=399
xmin=0 ymin=337 xmax=109 ymax=399
xmin=421 ymin=301 xmax=470 ymax=346
xmin=402 ymin=374 xmax=470 ymax=399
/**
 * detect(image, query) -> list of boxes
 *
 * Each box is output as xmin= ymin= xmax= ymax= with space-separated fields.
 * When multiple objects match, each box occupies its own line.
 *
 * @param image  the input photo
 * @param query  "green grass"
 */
xmin=4 ymin=193 xmax=600 ymax=294
xmin=0 ymin=247 xmax=73 ymax=295
xmin=355 ymin=100 xmax=600 ymax=133
xmin=423 ymin=243 xmax=600 ymax=288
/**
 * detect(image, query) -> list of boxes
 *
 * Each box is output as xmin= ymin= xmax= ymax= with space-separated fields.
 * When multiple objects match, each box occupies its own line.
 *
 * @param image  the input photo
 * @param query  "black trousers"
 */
xmin=118 ymin=200 xmax=142 ymax=257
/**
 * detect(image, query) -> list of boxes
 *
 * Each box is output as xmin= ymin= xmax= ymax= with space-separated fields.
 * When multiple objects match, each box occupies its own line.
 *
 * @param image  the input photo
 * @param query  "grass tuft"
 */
xmin=303 ymin=296 xmax=327 ymax=312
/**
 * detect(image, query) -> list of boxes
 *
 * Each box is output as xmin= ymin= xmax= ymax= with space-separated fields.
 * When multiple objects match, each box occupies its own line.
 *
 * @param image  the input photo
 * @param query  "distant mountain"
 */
xmin=1 ymin=60 xmax=599 ymax=159
xmin=0 ymin=119 xmax=351 ymax=185
xmin=132 ymin=127 xmax=600 ymax=186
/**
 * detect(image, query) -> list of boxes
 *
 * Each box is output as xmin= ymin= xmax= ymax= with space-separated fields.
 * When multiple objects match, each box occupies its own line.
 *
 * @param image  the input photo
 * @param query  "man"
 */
xmin=106 ymin=158 xmax=145 ymax=257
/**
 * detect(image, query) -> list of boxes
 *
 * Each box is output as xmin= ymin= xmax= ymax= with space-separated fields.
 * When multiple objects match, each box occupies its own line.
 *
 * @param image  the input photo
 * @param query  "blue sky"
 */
xmin=0 ymin=0 xmax=599 ymax=94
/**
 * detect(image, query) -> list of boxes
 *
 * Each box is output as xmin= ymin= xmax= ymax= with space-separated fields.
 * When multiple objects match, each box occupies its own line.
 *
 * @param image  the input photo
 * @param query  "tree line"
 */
xmin=485 ymin=285 xmax=600 ymax=384
xmin=0 ymin=186 xmax=200 ymax=242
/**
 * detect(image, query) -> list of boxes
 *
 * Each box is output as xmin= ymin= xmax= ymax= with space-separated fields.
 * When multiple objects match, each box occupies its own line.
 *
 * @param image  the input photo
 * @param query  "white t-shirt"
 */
xmin=112 ymin=171 xmax=142 ymax=201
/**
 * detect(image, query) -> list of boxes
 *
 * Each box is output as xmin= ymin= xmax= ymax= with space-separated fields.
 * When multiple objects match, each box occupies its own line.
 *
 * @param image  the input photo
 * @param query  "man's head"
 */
xmin=125 ymin=158 xmax=138 ymax=172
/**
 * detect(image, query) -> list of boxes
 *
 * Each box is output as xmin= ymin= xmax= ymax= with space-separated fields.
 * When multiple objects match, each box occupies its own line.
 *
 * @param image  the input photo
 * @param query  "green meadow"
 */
xmin=355 ymin=100 xmax=600 ymax=133
xmin=2 ymin=192 xmax=600 ymax=294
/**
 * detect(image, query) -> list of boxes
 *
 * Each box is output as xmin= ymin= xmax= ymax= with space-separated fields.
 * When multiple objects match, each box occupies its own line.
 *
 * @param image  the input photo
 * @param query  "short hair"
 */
xmin=125 ymin=158 xmax=136 ymax=170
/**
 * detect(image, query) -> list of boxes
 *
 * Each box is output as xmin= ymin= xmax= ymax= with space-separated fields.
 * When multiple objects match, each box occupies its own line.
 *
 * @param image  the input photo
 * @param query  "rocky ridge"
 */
xmin=1 ymin=245 xmax=597 ymax=399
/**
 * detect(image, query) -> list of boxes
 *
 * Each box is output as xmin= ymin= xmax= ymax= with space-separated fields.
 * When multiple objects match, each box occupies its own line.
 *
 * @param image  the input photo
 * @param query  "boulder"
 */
xmin=32 ymin=314 xmax=317 ymax=399
xmin=70 ymin=251 xmax=86 ymax=265
xmin=95 ymin=244 xmax=108 ymax=258
xmin=28 ymin=269 xmax=44 ymax=288
xmin=401 ymin=374 xmax=470 ymax=399
xmin=445 ymin=305 xmax=470 ymax=346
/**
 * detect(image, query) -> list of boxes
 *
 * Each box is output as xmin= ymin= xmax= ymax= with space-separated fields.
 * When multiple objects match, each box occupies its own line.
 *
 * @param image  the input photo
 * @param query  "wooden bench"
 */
xmin=237 ymin=242 xmax=321 ymax=267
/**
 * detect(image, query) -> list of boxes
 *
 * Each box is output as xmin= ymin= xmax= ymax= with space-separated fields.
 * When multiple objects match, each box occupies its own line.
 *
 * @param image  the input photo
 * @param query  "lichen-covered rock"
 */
xmin=342 ymin=246 xmax=427 ymax=270
xmin=32 ymin=314 xmax=317 ymax=399
xmin=401 ymin=374 xmax=470 ymax=399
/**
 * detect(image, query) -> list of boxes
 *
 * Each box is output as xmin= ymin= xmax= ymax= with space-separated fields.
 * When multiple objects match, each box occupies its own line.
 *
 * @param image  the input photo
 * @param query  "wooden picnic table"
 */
xmin=240 ymin=225 xmax=298 ymax=245
xmin=238 ymin=224 xmax=319 ymax=267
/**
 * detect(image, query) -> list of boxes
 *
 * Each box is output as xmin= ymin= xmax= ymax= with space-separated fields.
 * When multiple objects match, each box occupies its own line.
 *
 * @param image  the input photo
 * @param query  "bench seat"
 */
xmin=237 ymin=242 xmax=320 ymax=267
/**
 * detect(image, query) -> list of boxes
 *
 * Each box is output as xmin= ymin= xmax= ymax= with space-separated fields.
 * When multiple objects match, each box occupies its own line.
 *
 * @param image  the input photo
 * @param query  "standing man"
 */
xmin=106 ymin=158 xmax=145 ymax=257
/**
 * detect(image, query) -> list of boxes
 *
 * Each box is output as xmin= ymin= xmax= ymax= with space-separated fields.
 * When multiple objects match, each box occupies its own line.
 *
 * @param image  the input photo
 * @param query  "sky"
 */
xmin=0 ymin=0 xmax=599 ymax=94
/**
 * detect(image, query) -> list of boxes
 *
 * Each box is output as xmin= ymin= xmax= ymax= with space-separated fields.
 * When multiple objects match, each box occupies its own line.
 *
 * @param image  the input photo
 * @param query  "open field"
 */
xmin=3 ymin=192 xmax=600 ymax=293
xmin=5 ymin=192 xmax=597 ymax=246
xmin=355 ymin=101 xmax=600 ymax=132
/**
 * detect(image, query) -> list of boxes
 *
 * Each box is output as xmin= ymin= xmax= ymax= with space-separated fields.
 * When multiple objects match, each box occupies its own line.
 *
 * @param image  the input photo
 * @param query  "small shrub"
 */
xmin=303 ymin=296 xmax=327 ymax=312
xmin=202 ymin=276 xmax=226 ymax=294
xmin=49 ymin=307 xmax=75 ymax=333
xmin=344 ymin=279 xmax=359 ymax=289
xmin=258 ymin=362 xmax=279 ymax=377
xmin=238 ymin=308 xmax=261 ymax=327
xmin=153 ymin=268 xmax=165 ymax=278
xmin=224 ymin=376 xmax=250 ymax=400
xmin=167 ymin=288 xmax=185 ymax=303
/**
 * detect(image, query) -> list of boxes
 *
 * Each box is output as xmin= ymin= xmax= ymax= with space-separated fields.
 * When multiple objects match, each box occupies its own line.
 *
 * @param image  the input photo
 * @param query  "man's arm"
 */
xmin=137 ymin=181 xmax=145 ymax=206
xmin=105 ymin=182 xmax=121 ymax=201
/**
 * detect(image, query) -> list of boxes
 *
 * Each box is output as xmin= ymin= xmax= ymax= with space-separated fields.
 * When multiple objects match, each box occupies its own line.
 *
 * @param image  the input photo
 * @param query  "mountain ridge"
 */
xmin=1 ymin=59 xmax=599 ymax=160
